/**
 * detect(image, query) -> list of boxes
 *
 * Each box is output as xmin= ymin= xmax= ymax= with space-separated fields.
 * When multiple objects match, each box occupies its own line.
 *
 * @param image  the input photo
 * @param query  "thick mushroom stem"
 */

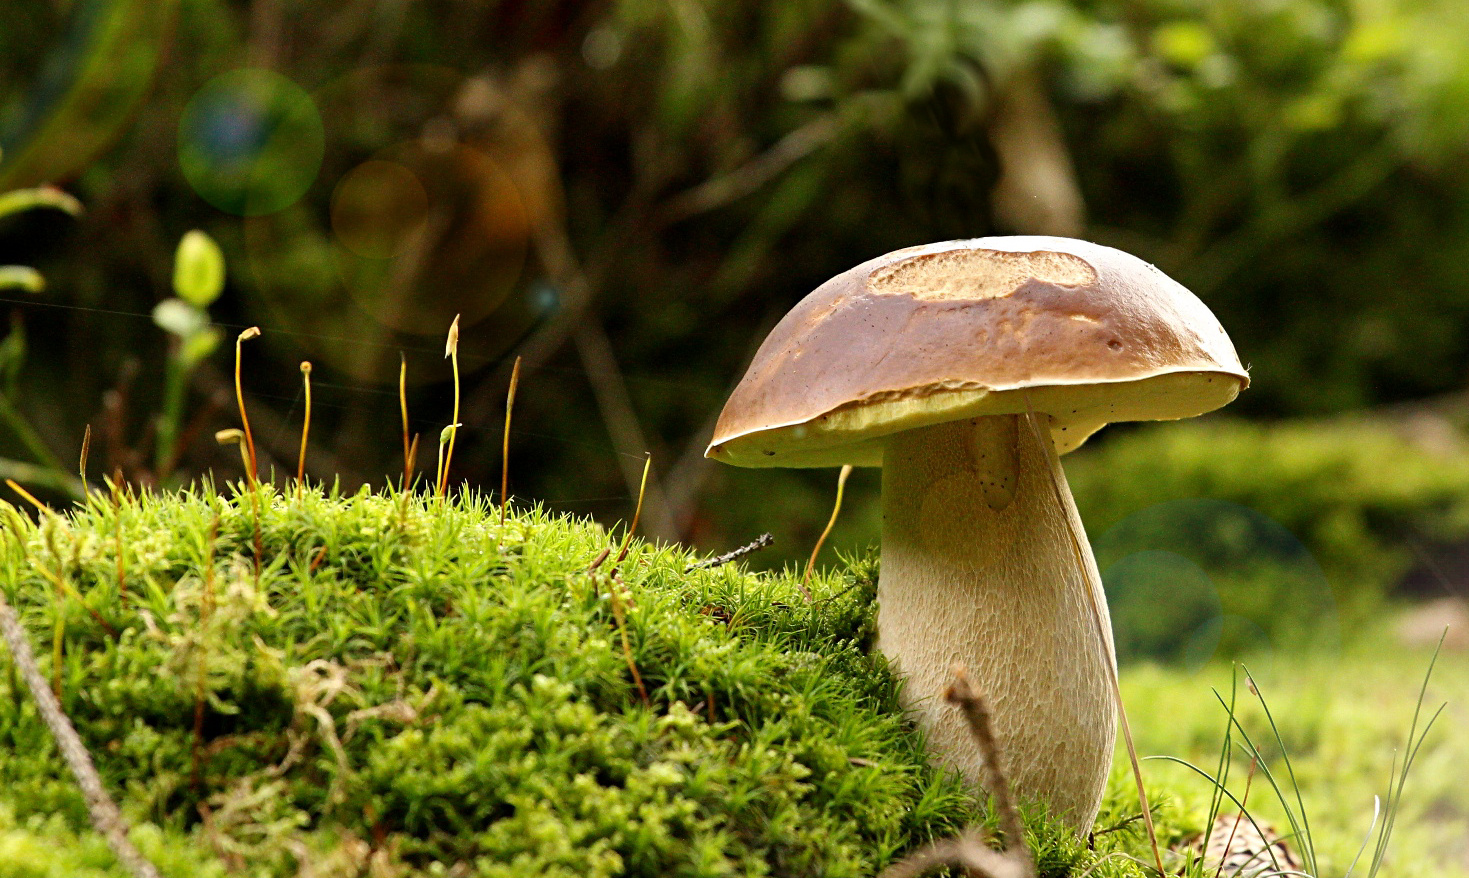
xmin=878 ymin=413 xmax=1117 ymax=833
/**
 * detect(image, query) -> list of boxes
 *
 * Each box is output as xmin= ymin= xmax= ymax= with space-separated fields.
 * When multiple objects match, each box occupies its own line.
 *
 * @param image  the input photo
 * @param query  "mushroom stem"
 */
xmin=878 ymin=413 xmax=1116 ymax=832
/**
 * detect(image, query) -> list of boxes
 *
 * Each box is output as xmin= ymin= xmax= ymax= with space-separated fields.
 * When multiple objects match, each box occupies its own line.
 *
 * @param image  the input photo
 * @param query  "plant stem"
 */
xmin=801 ymin=464 xmax=852 ymax=601
xmin=153 ymin=354 xmax=188 ymax=478
xmin=0 ymin=593 xmax=162 ymax=878
xmin=500 ymin=355 xmax=521 ymax=529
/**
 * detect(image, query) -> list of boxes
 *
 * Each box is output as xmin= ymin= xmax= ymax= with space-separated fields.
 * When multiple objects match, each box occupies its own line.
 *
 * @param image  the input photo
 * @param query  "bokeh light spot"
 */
xmin=178 ymin=70 xmax=324 ymax=215
xmin=1095 ymin=499 xmax=1341 ymax=665
xmin=331 ymin=160 xmax=430 ymax=260
xmin=1102 ymin=550 xmax=1221 ymax=670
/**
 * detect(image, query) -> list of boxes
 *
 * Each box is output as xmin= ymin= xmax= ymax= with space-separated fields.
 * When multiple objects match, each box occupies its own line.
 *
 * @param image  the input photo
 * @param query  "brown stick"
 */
xmin=946 ymin=665 xmax=1031 ymax=862
xmin=878 ymin=665 xmax=1036 ymax=878
xmin=0 ymin=593 xmax=162 ymax=878
xmin=686 ymin=533 xmax=773 ymax=572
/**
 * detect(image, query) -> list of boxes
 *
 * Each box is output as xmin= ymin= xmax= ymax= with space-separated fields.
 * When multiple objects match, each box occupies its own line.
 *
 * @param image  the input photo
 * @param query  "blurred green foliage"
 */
xmin=3 ymin=0 xmax=1469 ymax=573
xmin=1066 ymin=417 xmax=1469 ymax=659
xmin=724 ymin=415 xmax=1469 ymax=663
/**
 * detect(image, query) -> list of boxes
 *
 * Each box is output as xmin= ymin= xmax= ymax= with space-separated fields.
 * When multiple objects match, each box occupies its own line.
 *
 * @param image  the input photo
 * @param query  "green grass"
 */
xmin=0 ymin=482 xmax=1179 ymax=877
xmin=1120 ymin=642 xmax=1468 ymax=877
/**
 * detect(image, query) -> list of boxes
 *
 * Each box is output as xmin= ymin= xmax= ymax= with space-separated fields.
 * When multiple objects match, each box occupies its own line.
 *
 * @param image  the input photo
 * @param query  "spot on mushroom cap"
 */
xmin=707 ymin=236 xmax=1248 ymax=469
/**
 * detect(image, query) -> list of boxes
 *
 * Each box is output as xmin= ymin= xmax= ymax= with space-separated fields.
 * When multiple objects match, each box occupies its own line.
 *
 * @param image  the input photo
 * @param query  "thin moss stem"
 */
xmin=296 ymin=362 xmax=312 ymax=496
xmin=501 ymin=355 xmax=522 ymax=529
xmin=801 ymin=464 xmax=852 ymax=601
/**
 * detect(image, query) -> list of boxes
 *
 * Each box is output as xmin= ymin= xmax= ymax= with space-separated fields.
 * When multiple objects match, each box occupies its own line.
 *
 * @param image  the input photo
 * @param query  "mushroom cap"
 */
xmin=707 ymin=236 xmax=1248 ymax=468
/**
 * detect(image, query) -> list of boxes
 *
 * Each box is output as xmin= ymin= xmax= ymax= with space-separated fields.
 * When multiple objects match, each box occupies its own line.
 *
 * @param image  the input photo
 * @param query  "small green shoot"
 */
xmin=435 ymin=423 xmax=461 ymax=500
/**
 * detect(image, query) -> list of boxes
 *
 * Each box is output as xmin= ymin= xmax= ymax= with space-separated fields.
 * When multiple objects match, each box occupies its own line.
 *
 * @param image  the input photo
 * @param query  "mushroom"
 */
xmin=706 ymin=237 xmax=1247 ymax=832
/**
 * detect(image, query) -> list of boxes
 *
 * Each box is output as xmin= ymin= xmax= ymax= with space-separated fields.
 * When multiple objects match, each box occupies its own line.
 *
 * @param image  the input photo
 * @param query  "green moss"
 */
xmin=0 ymin=483 xmax=1170 ymax=876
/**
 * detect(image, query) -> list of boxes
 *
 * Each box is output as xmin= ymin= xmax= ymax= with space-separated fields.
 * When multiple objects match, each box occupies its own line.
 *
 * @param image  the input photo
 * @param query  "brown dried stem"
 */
xmin=0 ymin=592 xmax=162 ymax=878
xmin=685 ymin=533 xmax=773 ymax=572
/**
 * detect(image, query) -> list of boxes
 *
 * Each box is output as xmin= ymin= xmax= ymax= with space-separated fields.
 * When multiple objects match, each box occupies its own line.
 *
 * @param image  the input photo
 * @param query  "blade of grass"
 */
xmin=1206 ymin=690 xmax=1306 ymax=876
xmin=1343 ymin=796 xmax=1380 ymax=878
xmin=1150 ymin=752 xmax=1299 ymax=875
xmin=611 ymin=453 xmax=652 ymax=570
xmin=1368 ymin=633 xmax=1447 ymax=876
xmin=1240 ymin=667 xmax=1315 ymax=872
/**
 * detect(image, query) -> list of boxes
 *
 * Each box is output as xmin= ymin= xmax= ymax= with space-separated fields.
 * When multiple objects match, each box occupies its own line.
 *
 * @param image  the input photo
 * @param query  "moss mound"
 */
xmin=0 ymin=484 xmax=1157 ymax=876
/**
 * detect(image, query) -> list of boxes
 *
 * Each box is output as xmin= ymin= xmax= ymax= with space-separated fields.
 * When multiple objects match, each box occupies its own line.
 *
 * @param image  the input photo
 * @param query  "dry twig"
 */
xmin=685 ymin=533 xmax=773 ymax=571
xmin=0 ymin=593 xmax=162 ymax=878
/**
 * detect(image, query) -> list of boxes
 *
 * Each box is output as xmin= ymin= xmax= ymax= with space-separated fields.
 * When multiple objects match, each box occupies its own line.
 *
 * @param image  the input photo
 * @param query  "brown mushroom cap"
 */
xmin=707 ymin=236 xmax=1248 ymax=468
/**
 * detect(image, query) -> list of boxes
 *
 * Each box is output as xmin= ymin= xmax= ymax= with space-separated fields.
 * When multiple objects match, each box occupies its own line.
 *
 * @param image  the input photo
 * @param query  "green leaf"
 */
xmin=0 ymin=266 xmax=44 ymax=293
xmin=173 ymin=229 xmax=226 ymax=308
xmin=152 ymin=298 xmax=207 ymax=338
xmin=0 ymin=314 xmax=26 ymax=398
xmin=179 ymin=326 xmax=222 ymax=369
xmin=0 ymin=186 xmax=83 ymax=221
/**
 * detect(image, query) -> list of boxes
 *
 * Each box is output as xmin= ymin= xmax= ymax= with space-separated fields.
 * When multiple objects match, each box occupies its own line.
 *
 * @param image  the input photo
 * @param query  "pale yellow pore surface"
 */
xmin=708 ymin=369 xmax=1245 ymax=468
xmin=878 ymin=413 xmax=1116 ymax=833
xmin=868 ymin=247 xmax=1096 ymax=301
